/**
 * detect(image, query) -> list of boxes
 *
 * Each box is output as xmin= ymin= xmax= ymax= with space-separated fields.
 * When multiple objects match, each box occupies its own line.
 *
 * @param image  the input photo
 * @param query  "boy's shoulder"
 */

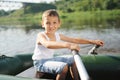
xmin=37 ymin=32 xmax=44 ymax=35
xmin=36 ymin=32 xmax=44 ymax=37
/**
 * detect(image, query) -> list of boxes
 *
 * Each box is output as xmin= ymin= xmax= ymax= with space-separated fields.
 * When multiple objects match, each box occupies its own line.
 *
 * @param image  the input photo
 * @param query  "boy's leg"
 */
xmin=56 ymin=64 xmax=68 ymax=80
xmin=34 ymin=57 xmax=71 ymax=80
xmin=35 ymin=71 xmax=44 ymax=78
xmin=40 ymin=61 xmax=68 ymax=80
xmin=70 ymin=61 xmax=79 ymax=80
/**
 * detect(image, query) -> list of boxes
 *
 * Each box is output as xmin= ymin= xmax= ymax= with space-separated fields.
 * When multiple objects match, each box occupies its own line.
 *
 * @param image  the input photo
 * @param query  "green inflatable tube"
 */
xmin=0 ymin=54 xmax=33 ymax=75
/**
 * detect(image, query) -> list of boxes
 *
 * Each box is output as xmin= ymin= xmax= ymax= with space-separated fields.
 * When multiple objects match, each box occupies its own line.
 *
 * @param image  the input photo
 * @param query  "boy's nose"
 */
xmin=50 ymin=24 xmax=54 ymax=27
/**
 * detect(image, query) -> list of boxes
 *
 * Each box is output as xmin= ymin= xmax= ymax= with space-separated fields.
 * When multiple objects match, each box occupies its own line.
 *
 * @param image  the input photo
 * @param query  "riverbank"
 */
xmin=0 ymin=9 xmax=120 ymax=28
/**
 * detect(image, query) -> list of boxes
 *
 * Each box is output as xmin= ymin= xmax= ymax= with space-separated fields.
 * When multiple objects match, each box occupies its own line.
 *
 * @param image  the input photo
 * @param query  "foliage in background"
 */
xmin=0 ymin=0 xmax=120 ymax=16
xmin=0 ymin=0 xmax=119 ymax=28
xmin=56 ymin=0 xmax=120 ymax=12
xmin=23 ymin=3 xmax=56 ymax=14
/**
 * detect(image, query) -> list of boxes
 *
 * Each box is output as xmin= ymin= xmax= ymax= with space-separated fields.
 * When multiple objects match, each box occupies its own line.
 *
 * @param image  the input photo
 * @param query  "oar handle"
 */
xmin=88 ymin=45 xmax=100 ymax=55
xmin=95 ymin=45 xmax=100 ymax=48
xmin=72 ymin=50 xmax=91 ymax=80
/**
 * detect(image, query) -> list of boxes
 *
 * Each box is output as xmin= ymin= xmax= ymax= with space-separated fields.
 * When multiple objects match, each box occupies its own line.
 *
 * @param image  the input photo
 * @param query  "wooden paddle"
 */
xmin=72 ymin=50 xmax=91 ymax=80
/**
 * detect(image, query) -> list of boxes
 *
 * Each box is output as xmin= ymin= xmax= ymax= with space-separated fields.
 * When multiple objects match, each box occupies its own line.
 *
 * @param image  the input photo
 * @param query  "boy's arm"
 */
xmin=37 ymin=33 xmax=80 ymax=51
xmin=60 ymin=34 xmax=104 ymax=46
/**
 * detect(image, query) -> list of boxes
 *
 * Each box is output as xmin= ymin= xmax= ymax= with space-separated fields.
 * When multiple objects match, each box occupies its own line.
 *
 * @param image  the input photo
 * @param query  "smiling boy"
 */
xmin=32 ymin=9 xmax=104 ymax=80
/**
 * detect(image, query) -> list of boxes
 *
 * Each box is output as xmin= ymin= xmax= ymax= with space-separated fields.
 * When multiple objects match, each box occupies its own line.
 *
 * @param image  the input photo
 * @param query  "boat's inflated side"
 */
xmin=0 ymin=54 xmax=33 ymax=75
xmin=81 ymin=54 xmax=120 ymax=80
xmin=0 ymin=53 xmax=120 ymax=80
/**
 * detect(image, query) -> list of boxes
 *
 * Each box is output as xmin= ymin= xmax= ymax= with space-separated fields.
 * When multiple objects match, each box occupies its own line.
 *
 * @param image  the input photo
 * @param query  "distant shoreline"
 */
xmin=0 ymin=10 xmax=120 ymax=27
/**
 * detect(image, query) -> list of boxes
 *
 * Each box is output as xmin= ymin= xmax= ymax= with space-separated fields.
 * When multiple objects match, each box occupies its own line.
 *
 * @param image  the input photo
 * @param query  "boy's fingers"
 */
xmin=98 ymin=41 xmax=104 ymax=46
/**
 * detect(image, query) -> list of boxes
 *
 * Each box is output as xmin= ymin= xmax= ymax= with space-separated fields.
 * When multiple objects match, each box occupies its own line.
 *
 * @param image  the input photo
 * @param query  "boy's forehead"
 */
xmin=43 ymin=15 xmax=58 ymax=18
xmin=43 ymin=16 xmax=59 ymax=21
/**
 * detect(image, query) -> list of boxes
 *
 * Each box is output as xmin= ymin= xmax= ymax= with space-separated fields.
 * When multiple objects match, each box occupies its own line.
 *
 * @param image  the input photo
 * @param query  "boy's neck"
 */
xmin=45 ymin=31 xmax=55 ymax=35
xmin=44 ymin=31 xmax=56 ymax=41
xmin=45 ymin=31 xmax=55 ymax=37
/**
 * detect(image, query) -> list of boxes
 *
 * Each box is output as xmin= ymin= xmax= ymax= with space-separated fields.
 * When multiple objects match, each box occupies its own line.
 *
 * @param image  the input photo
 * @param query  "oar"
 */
xmin=72 ymin=50 xmax=90 ymax=80
xmin=88 ymin=45 xmax=100 ymax=55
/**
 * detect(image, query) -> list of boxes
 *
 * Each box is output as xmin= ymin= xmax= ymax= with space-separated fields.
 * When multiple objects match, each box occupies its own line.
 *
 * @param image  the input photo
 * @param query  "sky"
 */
xmin=0 ymin=0 xmax=55 ymax=11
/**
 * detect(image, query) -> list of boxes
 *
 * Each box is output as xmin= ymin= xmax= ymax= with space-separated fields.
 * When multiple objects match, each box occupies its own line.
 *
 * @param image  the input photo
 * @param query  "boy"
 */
xmin=32 ymin=9 xmax=104 ymax=80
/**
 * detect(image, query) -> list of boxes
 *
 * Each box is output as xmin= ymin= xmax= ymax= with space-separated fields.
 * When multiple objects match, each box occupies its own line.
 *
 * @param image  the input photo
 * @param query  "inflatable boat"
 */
xmin=0 ymin=45 xmax=120 ymax=80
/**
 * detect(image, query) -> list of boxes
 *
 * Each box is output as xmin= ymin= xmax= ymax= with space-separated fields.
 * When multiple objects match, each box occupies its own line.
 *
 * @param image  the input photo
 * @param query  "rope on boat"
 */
xmin=0 ymin=55 xmax=13 ymax=59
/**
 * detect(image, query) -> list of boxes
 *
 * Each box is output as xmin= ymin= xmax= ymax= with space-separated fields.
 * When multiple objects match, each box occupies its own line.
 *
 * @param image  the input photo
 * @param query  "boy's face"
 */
xmin=42 ymin=16 xmax=61 ymax=34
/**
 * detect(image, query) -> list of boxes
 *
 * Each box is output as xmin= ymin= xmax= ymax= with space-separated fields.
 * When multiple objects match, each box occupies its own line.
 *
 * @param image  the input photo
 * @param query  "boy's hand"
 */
xmin=93 ymin=40 xmax=104 ymax=46
xmin=69 ymin=43 xmax=80 ymax=51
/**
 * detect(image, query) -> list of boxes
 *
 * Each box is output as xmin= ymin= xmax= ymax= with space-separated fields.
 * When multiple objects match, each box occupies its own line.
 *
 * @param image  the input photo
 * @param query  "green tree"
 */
xmin=0 ymin=10 xmax=9 ymax=16
xmin=23 ymin=3 xmax=56 ymax=14
xmin=55 ymin=0 xmax=120 ymax=12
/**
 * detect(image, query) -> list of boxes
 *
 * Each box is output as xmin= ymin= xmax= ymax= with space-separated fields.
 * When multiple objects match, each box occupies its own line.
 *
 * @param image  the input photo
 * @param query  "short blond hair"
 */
xmin=42 ymin=9 xmax=60 ymax=21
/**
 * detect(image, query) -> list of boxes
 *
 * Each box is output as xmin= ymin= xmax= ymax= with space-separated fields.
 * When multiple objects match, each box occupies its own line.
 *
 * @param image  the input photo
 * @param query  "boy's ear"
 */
xmin=58 ymin=20 xmax=61 ymax=28
xmin=41 ymin=21 xmax=44 ymax=28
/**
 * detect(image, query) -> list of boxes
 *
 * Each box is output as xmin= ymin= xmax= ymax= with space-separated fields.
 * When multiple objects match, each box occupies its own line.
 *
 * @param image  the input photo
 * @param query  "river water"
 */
xmin=0 ymin=25 xmax=120 ymax=56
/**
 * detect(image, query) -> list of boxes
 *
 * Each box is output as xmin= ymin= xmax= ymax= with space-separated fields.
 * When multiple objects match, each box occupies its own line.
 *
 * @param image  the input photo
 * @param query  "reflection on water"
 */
xmin=0 ymin=24 xmax=120 ymax=56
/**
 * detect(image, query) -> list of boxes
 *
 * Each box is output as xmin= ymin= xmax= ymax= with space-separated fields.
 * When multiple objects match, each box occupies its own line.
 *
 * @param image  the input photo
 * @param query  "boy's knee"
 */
xmin=61 ymin=64 xmax=69 ymax=74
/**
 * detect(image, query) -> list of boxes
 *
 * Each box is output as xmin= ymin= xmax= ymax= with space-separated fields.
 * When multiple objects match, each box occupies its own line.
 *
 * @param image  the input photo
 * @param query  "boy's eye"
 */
xmin=46 ymin=22 xmax=50 ymax=24
xmin=53 ymin=22 xmax=57 ymax=24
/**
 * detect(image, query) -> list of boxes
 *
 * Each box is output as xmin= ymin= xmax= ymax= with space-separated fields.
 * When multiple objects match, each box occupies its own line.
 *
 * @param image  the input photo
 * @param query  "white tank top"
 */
xmin=32 ymin=32 xmax=60 ymax=60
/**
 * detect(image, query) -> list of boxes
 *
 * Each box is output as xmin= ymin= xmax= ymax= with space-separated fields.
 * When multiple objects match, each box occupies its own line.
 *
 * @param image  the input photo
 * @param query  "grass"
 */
xmin=0 ymin=9 xmax=120 ymax=28
xmin=60 ymin=9 xmax=120 ymax=28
